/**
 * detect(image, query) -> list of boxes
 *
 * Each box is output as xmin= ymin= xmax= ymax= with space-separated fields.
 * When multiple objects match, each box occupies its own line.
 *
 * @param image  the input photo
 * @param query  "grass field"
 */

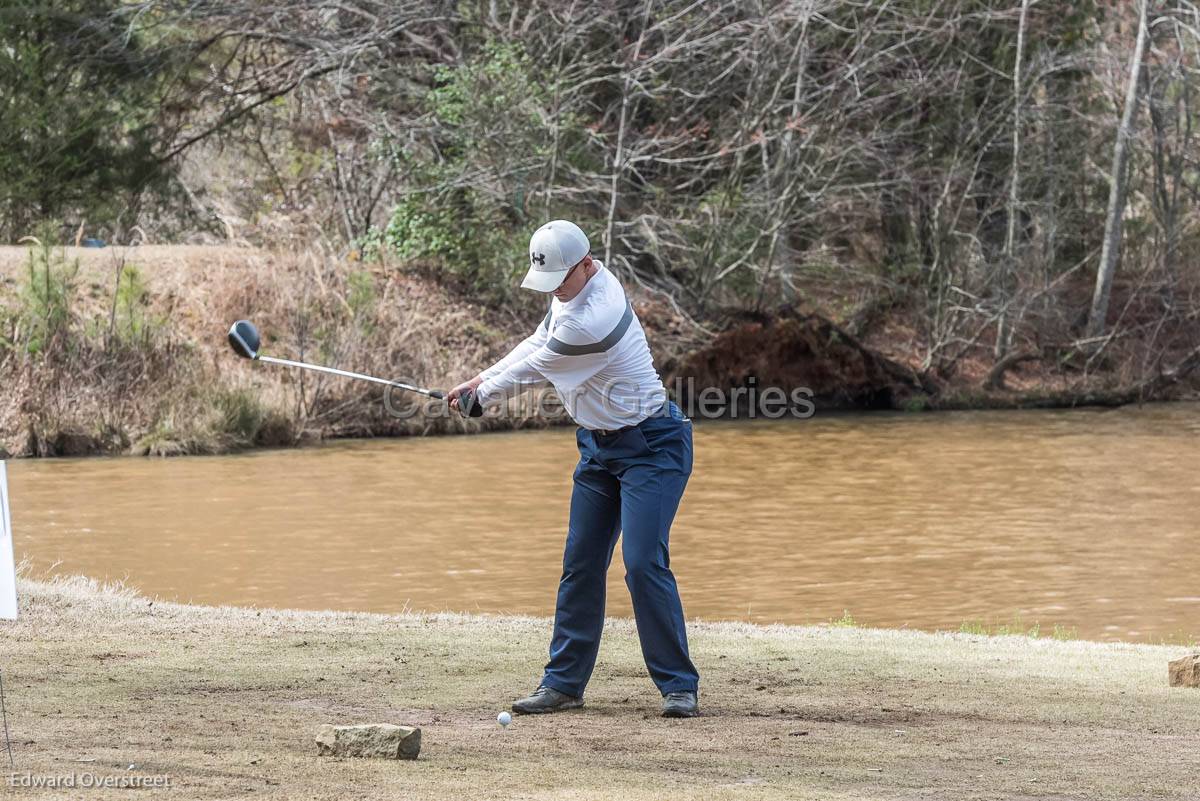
xmin=4 ymin=575 xmax=1199 ymax=800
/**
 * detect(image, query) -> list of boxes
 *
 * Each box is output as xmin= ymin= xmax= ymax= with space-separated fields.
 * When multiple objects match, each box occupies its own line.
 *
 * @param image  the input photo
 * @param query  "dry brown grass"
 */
xmin=0 ymin=243 xmax=708 ymax=458
xmin=0 ymin=245 xmax=556 ymax=457
xmin=4 ymin=575 xmax=1198 ymax=800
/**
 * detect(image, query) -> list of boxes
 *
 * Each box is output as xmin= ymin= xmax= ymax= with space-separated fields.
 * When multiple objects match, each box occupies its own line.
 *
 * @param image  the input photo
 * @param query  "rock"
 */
xmin=1169 ymin=654 xmax=1200 ymax=688
xmin=316 ymin=724 xmax=421 ymax=759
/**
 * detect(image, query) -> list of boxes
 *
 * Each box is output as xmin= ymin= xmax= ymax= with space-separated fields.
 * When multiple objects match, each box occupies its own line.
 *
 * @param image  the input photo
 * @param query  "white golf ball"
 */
xmin=497 ymin=711 xmax=512 ymax=727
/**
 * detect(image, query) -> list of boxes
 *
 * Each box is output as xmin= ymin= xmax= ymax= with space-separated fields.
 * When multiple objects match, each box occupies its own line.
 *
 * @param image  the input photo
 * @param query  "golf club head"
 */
xmin=228 ymin=320 xmax=261 ymax=360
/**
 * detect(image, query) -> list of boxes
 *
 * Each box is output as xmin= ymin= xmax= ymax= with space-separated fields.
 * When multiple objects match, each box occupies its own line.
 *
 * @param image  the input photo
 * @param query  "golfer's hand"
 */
xmin=448 ymin=376 xmax=483 ymax=412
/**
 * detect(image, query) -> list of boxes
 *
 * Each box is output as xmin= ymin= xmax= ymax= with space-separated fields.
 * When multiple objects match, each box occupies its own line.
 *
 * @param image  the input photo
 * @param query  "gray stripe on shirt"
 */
xmin=546 ymin=301 xmax=635 ymax=356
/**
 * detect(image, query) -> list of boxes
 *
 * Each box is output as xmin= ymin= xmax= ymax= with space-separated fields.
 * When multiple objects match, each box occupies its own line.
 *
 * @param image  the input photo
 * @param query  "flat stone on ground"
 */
xmin=315 ymin=724 xmax=421 ymax=759
xmin=1168 ymin=654 xmax=1200 ymax=688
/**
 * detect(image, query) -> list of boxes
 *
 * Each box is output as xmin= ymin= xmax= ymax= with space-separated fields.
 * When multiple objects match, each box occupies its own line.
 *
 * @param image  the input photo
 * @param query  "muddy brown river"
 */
xmin=8 ymin=404 xmax=1199 ymax=642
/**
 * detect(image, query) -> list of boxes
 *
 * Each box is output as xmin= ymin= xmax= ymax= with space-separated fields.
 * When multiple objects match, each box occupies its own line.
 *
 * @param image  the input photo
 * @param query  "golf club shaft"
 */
xmin=258 ymin=355 xmax=444 ymax=399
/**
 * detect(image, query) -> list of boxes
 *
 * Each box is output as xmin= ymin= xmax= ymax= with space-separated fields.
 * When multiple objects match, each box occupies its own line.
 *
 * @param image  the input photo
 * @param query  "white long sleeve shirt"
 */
xmin=476 ymin=261 xmax=668 ymax=430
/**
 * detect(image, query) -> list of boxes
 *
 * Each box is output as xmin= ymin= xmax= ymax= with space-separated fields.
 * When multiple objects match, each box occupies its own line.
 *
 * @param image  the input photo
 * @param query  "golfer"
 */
xmin=449 ymin=220 xmax=700 ymax=718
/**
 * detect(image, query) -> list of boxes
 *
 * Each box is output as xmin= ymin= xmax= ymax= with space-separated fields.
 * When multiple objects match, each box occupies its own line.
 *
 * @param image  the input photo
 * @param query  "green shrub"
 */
xmin=18 ymin=229 xmax=79 ymax=356
xmin=111 ymin=263 xmax=161 ymax=346
xmin=216 ymin=389 xmax=267 ymax=445
xmin=384 ymin=189 xmax=531 ymax=299
xmin=384 ymin=193 xmax=472 ymax=265
xmin=830 ymin=610 xmax=859 ymax=628
xmin=134 ymin=388 xmax=296 ymax=456
xmin=380 ymin=41 xmax=591 ymax=303
xmin=214 ymin=388 xmax=295 ymax=449
xmin=0 ymin=1 xmax=176 ymax=239
xmin=344 ymin=267 xmax=379 ymax=338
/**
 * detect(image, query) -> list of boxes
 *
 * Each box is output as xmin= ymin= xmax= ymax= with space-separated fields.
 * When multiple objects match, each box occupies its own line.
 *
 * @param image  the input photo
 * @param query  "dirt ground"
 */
xmin=3 ymin=576 xmax=1198 ymax=800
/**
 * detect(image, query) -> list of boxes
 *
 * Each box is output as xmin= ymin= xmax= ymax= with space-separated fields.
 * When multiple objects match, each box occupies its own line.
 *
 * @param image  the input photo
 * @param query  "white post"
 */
xmin=0 ymin=462 xmax=16 ymax=620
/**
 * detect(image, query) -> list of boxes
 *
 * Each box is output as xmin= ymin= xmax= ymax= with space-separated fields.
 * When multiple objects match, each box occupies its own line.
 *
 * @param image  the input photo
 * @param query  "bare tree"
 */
xmin=604 ymin=0 xmax=655 ymax=266
xmin=1087 ymin=0 xmax=1151 ymax=339
xmin=995 ymin=0 xmax=1033 ymax=359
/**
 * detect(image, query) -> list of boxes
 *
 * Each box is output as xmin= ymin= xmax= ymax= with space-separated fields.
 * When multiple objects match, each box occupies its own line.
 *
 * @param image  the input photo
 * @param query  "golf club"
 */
xmin=227 ymin=319 xmax=445 ymax=400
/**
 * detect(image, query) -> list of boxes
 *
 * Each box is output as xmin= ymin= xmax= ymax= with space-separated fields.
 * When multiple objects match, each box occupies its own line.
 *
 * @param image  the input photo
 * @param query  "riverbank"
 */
xmin=0 ymin=244 xmax=549 ymax=457
xmin=3 ymin=244 xmax=1197 ymax=458
xmin=4 ymin=576 xmax=1199 ymax=800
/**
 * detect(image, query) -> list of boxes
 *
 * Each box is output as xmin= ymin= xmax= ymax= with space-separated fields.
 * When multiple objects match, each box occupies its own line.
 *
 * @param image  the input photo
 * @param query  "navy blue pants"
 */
xmin=541 ymin=402 xmax=700 ymax=697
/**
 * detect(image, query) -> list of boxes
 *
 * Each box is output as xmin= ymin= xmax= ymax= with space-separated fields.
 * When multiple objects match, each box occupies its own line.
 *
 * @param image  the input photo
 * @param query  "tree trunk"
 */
xmin=995 ymin=0 xmax=1031 ymax=359
xmin=755 ymin=14 xmax=811 ymax=312
xmin=1087 ymin=0 xmax=1150 ymax=339
xmin=603 ymin=0 xmax=654 ymax=267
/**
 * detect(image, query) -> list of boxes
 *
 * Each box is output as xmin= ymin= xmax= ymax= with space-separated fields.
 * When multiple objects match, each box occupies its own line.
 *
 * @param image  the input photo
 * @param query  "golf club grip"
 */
xmin=428 ymin=389 xmax=445 ymax=400
xmin=461 ymin=389 xmax=485 ymax=418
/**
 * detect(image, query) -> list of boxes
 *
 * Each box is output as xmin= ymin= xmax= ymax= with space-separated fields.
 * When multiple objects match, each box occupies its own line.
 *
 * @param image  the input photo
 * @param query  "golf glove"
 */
xmin=457 ymin=388 xmax=485 ymax=418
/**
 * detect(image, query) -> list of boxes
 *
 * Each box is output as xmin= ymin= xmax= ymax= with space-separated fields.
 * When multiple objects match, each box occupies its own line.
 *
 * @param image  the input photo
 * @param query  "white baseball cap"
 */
xmin=521 ymin=220 xmax=590 ymax=292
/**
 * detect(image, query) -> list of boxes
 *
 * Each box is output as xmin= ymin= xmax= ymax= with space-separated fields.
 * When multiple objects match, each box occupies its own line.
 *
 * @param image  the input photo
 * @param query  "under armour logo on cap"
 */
xmin=531 ymin=252 xmax=546 ymax=266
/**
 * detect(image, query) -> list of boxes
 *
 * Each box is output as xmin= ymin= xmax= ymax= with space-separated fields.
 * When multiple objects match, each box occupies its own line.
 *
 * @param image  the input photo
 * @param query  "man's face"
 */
xmin=552 ymin=255 xmax=592 ymax=302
